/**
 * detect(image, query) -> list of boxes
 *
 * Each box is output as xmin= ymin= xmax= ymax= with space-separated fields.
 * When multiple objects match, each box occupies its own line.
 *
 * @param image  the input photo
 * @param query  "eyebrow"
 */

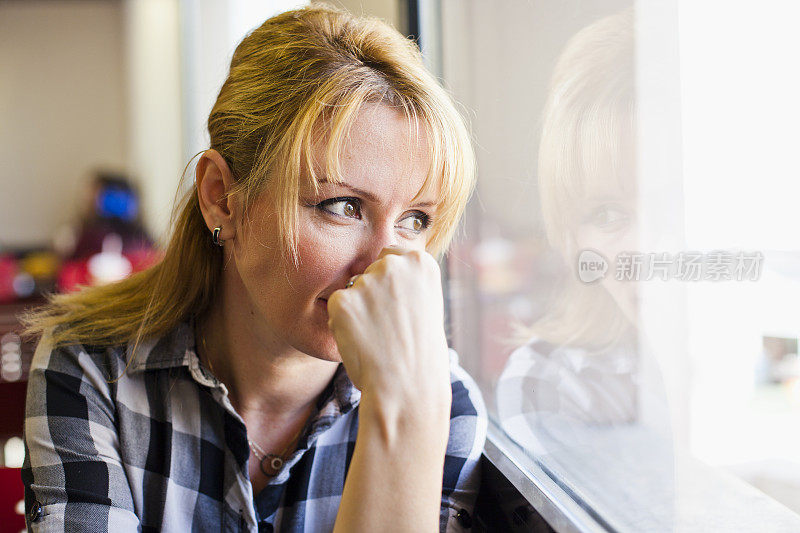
xmin=317 ymin=179 xmax=436 ymax=209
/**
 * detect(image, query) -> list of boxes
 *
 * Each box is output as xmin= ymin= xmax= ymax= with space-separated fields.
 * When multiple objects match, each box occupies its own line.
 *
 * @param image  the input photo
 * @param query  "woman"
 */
xmin=21 ymin=5 xmax=486 ymax=532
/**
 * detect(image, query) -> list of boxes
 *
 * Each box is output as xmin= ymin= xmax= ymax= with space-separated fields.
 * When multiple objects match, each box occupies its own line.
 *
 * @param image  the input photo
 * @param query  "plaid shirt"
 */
xmin=22 ymin=319 xmax=486 ymax=532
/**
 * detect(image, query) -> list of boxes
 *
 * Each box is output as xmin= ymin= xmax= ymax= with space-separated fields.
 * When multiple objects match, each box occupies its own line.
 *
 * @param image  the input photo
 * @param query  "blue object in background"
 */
xmin=95 ymin=186 xmax=138 ymax=221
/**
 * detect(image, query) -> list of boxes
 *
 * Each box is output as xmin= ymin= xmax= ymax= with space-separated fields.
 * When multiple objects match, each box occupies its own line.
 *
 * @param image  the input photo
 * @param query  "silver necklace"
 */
xmin=247 ymin=424 xmax=304 ymax=477
xmin=249 ymin=439 xmax=287 ymax=475
xmin=198 ymin=332 xmax=303 ymax=478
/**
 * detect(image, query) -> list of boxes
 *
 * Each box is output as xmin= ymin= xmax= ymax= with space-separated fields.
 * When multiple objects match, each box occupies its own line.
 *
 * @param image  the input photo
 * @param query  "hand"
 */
xmin=326 ymin=247 xmax=451 ymax=406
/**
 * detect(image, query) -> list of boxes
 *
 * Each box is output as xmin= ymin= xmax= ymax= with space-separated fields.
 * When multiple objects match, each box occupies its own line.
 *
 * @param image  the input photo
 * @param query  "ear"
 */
xmin=196 ymin=149 xmax=237 ymax=243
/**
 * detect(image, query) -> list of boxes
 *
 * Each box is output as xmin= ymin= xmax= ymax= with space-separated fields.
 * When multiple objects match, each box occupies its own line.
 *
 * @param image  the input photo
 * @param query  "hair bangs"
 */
xmin=539 ymin=87 xmax=635 ymax=248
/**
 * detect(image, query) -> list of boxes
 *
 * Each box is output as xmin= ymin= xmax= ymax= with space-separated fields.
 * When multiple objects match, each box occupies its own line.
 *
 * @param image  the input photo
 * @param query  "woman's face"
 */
xmin=572 ymin=172 xmax=639 ymax=323
xmin=225 ymin=104 xmax=436 ymax=362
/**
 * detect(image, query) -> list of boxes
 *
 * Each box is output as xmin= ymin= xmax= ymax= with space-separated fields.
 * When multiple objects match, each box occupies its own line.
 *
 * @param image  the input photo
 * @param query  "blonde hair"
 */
xmin=22 ymin=4 xmax=475 ymax=353
xmin=529 ymin=8 xmax=635 ymax=350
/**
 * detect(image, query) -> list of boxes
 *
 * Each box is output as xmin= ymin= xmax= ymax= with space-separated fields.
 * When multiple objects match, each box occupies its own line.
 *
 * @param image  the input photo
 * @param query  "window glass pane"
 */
xmin=438 ymin=0 xmax=800 ymax=529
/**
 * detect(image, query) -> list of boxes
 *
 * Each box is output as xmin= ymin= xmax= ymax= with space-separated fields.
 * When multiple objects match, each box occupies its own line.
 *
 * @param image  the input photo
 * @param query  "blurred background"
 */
xmin=3 ymin=0 xmax=800 ymax=531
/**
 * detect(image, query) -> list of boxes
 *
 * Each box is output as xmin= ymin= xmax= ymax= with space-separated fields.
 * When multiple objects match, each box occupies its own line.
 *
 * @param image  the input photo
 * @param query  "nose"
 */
xmin=348 ymin=223 xmax=399 ymax=275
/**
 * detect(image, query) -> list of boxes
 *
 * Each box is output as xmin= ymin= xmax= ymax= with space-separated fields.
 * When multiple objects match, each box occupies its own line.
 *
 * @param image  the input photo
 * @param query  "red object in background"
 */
xmin=126 ymin=248 xmax=161 ymax=273
xmin=0 ymin=256 xmax=18 ymax=304
xmin=57 ymin=249 xmax=161 ymax=293
xmin=0 ymin=297 xmax=47 ymax=533
xmin=0 ymin=467 xmax=25 ymax=533
xmin=0 ymin=382 xmax=26 ymax=440
xmin=57 ymin=259 xmax=90 ymax=293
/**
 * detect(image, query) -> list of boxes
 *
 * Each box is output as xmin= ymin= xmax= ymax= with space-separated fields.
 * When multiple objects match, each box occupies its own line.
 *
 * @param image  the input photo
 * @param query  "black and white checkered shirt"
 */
xmin=22 ymin=319 xmax=486 ymax=532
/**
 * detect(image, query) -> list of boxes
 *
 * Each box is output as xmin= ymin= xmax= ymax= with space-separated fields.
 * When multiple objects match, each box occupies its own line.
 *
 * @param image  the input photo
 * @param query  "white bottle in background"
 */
xmin=88 ymin=233 xmax=132 ymax=285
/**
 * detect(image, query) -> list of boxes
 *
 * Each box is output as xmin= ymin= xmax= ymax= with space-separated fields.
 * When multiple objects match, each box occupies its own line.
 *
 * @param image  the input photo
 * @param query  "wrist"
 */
xmin=359 ymin=388 xmax=451 ymax=448
xmin=358 ymin=341 xmax=452 ymax=402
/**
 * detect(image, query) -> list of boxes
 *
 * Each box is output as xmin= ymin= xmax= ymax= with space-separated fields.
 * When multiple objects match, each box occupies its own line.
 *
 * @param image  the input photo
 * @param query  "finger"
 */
xmin=362 ymin=246 xmax=410 ymax=277
xmin=326 ymin=289 xmax=349 ymax=328
xmin=376 ymin=245 xmax=408 ymax=261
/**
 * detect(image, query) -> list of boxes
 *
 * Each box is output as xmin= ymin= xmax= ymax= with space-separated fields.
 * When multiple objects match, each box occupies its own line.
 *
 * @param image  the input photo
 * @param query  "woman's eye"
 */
xmin=318 ymin=198 xmax=361 ymax=219
xmin=585 ymin=205 xmax=631 ymax=231
xmin=397 ymin=212 xmax=430 ymax=233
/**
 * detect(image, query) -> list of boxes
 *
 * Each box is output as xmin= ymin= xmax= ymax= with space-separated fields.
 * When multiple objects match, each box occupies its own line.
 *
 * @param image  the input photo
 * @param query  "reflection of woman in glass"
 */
xmin=21 ymin=6 xmax=485 ymax=531
xmin=499 ymin=8 xmax=640 ymax=430
xmin=497 ymin=9 xmax=675 ymax=530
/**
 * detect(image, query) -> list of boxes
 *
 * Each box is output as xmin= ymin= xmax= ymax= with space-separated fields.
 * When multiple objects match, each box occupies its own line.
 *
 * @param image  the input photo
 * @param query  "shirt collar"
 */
xmin=124 ymin=317 xmax=362 ymax=416
xmin=124 ymin=318 xmax=196 ymax=373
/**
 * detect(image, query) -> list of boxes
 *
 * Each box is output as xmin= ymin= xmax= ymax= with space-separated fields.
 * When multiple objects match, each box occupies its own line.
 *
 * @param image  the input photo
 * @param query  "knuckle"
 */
xmin=327 ymin=290 xmax=347 ymax=311
xmin=412 ymin=250 xmax=439 ymax=275
xmin=357 ymin=274 xmax=374 ymax=292
xmin=423 ymin=252 xmax=440 ymax=271
xmin=383 ymin=253 xmax=401 ymax=267
xmin=409 ymin=249 xmax=426 ymax=262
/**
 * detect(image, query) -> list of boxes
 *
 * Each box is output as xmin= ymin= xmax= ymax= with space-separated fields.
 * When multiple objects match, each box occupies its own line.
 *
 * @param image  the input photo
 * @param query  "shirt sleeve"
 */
xmin=22 ymin=329 xmax=140 ymax=532
xmin=439 ymin=349 xmax=488 ymax=533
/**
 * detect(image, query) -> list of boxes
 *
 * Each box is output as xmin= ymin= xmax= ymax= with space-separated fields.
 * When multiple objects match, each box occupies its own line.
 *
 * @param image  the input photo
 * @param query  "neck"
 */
xmin=195 ymin=293 xmax=339 ymax=422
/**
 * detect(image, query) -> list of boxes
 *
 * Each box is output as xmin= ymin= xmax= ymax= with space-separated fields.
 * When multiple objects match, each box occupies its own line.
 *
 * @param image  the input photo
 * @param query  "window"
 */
xmin=431 ymin=0 xmax=800 ymax=529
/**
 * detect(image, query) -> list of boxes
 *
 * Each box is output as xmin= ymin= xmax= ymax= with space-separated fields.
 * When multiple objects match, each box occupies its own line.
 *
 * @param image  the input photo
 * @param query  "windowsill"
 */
xmin=483 ymin=421 xmax=607 ymax=532
xmin=484 ymin=420 xmax=800 ymax=532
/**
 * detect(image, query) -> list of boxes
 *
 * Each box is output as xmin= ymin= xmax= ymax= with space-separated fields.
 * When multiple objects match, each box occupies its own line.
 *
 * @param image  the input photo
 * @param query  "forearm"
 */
xmin=334 ymin=390 xmax=451 ymax=533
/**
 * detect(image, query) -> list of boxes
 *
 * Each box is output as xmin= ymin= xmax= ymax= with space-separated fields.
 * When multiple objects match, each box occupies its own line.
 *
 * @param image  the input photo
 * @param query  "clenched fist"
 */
xmin=326 ymin=247 xmax=452 ymax=408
